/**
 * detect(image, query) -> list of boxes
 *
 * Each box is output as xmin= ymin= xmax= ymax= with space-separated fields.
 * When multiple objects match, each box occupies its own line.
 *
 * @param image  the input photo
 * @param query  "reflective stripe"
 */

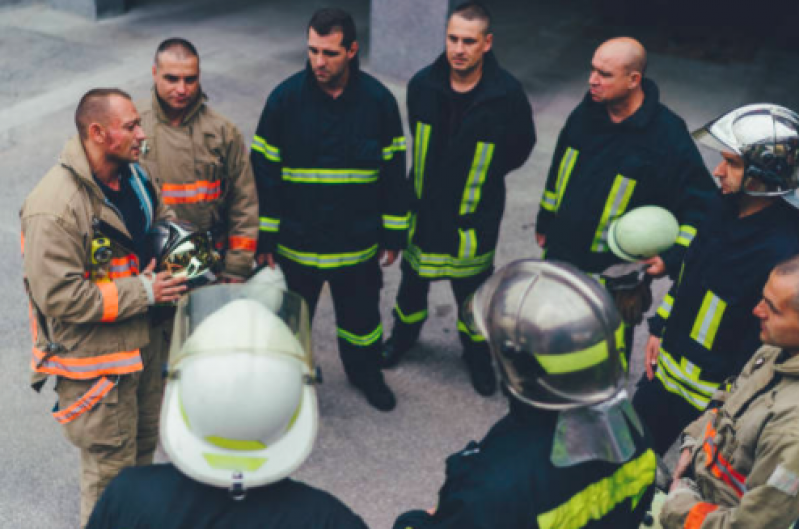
xmin=691 ymin=291 xmax=727 ymax=349
xmin=701 ymin=421 xmax=748 ymax=497
xmin=656 ymin=294 xmax=674 ymax=320
xmin=405 ymin=244 xmax=493 ymax=279
xmin=251 ymin=134 xmax=281 ymax=162
xmin=656 ymin=348 xmax=719 ymax=410
xmin=676 ymin=224 xmax=697 ymax=247
xmin=685 ymin=502 xmax=719 ymax=529
xmin=53 ymin=376 xmax=115 ymax=424
xmin=32 ymin=347 xmax=143 ymax=379
xmin=458 ymin=229 xmax=477 ymax=259
xmin=97 ymin=282 xmax=119 ymax=322
xmin=537 ymin=449 xmax=656 ymax=529
xmin=540 ymin=147 xmax=580 ymax=213
xmin=457 ymin=320 xmax=486 ymax=342
xmin=203 ymin=453 xmax=267 ymax=471
xmin=161 ymin=180 xmax=221 ymax=204
xmin=394 ymin=304 xmax=427 ymax=324
xmin=282 ymin=168 xmax=378 ymax=184
xmin=459 ymin=142 xmax=495 ymax=215
xmin=277 ymin=244 xmax=377 ymax=269
xmin=413 ymin=122 xmax=432 ymax=199
xmin=383 ymin=213 xmax=410 ymax=231
xmin=534 ymin=324 xmax=622 ymax=375
xmin=337 ymin=323 xmax=383 ymax=347
xmin=591 ymin=175 xmax=637 ymax=252
xmin=259 ymin=216 xmax=280 ymax=233
xmin=206 ymin=437 xmax=266 ymax=451
xmin=541 ymin=190 xmax=558 ymax=212
xmin=382 ymin=136 xmax=407 ymax=160
xmin=228 ymin=236 xmax=257 ymax=252
xmin=109 ymin=255 xmax=139 ymax=279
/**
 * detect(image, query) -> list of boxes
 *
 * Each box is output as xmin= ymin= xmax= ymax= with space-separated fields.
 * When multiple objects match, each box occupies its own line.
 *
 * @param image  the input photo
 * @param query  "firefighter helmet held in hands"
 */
xmin=147 ymin=220 xmax=221 ymax=288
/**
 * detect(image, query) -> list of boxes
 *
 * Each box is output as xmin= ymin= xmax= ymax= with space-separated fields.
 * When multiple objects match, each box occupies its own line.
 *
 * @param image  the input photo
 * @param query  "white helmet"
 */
xmin=161 ymin=284 xmax=318 ymax=495
xmin=249 ymin=263 xmax=288 ymax=291
xmin=607 ymin=206 xmax=679 ymax=262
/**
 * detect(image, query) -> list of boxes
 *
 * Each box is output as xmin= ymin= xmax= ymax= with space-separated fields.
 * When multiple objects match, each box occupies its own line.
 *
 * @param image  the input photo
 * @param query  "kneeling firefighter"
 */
xmin=393 ymin=259 xmax=656 ymax=529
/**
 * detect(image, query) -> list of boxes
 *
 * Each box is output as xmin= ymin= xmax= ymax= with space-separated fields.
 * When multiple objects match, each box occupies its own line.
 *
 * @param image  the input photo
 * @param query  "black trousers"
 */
xmin=278 ymin=256 xmax=383 ymax=382
xmin=391 ymin=259 xmax=493 ymax=357
xmin=632 ymin=374 xmax=703 ymax=456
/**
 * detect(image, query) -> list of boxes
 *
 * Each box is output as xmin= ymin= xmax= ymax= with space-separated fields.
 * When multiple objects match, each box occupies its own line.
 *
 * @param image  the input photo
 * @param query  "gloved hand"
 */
xmin=601 ymin=262 xmax=653 ymax=325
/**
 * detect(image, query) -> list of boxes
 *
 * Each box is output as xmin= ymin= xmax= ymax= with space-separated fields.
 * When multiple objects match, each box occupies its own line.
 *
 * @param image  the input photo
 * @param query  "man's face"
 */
xmin=152 ymin=53 xmax=201 ymax=112
xmin=102 ymin=96 xmax=146 ymax=163
xmin=307 ymin=28 xmax=356 ymax=88
xmin=588 ymin=46 xmax=636 ymax=105
xmin=713 ymin=151 xmax=745 ymax=194
xmin=753 ymin=271 xmax=799 ymax=351
xmin=445 ymin=14 xmax=492 ymax=76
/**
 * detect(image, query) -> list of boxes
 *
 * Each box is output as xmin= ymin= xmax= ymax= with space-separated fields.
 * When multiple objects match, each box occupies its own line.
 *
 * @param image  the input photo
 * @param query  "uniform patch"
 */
xmin=767 ymin=465 xmax=799 ymax=496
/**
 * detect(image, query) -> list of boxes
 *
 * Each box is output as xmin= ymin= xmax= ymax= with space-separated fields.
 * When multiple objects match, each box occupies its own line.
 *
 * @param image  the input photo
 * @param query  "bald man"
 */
xmin=535 ymin=37 xmax=715 ymax=354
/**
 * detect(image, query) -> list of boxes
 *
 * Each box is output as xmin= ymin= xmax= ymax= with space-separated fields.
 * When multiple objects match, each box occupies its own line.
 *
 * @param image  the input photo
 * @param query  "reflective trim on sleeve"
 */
xmin=337 ymin=323 xmax=383 ymax=347
xmin=276 ymin=244 xmax=378 ymax=269
xmin=701 ymin=420 xmax=747 ymax=498
xmin=541 ymin=190 xmax=559 ymax=212
xmin=281 ymin=168 xmax=378 ymax=184
xmin=457 ymin=229 xmax=478 ymax=260
xmin=394 ymin=303 xmax=428 ymax=325
xmin=537 ymin=449 xmax=656 ymax=529
xmin=676 ymin=224 xmax=698 ymax=248
xmin=656 ymin=293 xmax=674 ymax=320
xmin=97 ymin=282 xmax=119 ymax=322
xmin=228 ymin=236 xmax=257 ymax=252
xmin=251 ymin=134 xmax=281 ymax=162
xmin=32 ymin=347 xmax=143 ymax=380
xmin=540 ymin=147 xmax=580 ymax=213
xmin=109 ymin=254 xmax=140 ymax=279
xmin=383 ymin=213 xmax=410 ymax=231
xmin=457 ymin=320 xmax=486 ymax=343
xmin=591 ymin=175 xmax=637 ymax=252
xmin=259 ymin=216 xmax=280 ymax=233
xmin=690 ymin=291 xmax=727 ymax=350
xmin=382 ymin=136 xmax=407 ymax=160
xmin=459 ymin=142 xmax=495 ymax=215
xmin=685 ymin=503 xmax=719 ymax=529
xmin=161 ymin=180 xmax=222 ymax=204
xmin=413 ymin=122 xmax=432 ymax=199
xmin=53 ymin=376 xmax=115 ymax=424
xmin=655 ymin=348 xmax=719 ymax=410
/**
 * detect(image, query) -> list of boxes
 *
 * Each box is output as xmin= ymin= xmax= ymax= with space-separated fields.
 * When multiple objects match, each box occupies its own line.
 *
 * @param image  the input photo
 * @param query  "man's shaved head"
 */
xmin=154 ymin=37 xmax=199 ymax=68
xmin=597 ymin=37 xmax=647 ymax=76
xmin=75 ymin=88 xmax=131 ymax=139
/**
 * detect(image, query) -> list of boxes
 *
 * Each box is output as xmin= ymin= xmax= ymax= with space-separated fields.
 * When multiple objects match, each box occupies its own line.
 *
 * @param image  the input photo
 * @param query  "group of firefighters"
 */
xmin=18 ymin=1 xmax=799 ymax=527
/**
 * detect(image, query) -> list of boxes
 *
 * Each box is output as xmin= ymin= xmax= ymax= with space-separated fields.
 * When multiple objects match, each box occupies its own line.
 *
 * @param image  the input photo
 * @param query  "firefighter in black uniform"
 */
xmin=634 ymin=104 xmax=799 ymax=455
xmin=250 ymin=8 xmax=409 ymax=411
xmin=381 ymin=2 xmax=535 ymax=397
xmin=393 ymin=260 xmax=656 ymax=529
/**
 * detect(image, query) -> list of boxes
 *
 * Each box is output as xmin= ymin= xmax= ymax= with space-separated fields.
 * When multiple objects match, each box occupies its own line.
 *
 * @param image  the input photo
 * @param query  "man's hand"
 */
xmin=670 ymin=448 xmax=694 ymax=491
xmin=645 ymin=334 xmax=661 ymax=380
xmin=143 ymin=259 xmax=187 ymax=303
xmin=256 ymin=253 xmax=276 ymax=269
xmin=642 ymin=255 xmax=666 ymax=277
xmin=379 ymin=249 xmax=398 ymax=267
xmin=536 ymin=232 xmax=546 ymax=249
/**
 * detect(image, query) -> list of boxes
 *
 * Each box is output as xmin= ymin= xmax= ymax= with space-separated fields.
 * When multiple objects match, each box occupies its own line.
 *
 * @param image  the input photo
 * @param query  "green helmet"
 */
xmin=607 ymin=206 xmax=679 ymax=262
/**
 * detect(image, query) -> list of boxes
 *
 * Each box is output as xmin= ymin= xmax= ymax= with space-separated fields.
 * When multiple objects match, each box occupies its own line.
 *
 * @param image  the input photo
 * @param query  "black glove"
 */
xmin=601 ymin=263 xmax=653 ymax=325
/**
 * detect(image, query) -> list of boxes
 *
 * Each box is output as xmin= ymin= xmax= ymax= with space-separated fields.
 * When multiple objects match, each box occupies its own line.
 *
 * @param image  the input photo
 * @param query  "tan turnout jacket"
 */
xmin=139 ymin=91 xmax=258 ymax=279
xmin=661 ymin=345 xmax=799 ymax=528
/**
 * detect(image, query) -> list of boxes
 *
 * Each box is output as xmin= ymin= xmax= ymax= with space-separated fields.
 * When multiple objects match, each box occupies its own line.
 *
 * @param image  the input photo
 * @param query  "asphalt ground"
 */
xmin=2 ymin=0 xmax=799 ymax=527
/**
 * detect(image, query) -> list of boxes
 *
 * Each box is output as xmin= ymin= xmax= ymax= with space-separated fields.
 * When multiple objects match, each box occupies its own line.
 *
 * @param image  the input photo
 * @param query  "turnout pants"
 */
xmin=632 ymin=374 xmax=702 ymax=456
xmin=279 ymin=256 xmax=384 ymax=383
xmin=55 ymin=338 xmax=163 ymax=528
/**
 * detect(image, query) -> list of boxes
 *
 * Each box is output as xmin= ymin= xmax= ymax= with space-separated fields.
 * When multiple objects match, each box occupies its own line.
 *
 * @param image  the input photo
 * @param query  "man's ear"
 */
xmin=629 ymin=71 xmax=642 ymax=89
xmin=89 ymin=122 xmax=105 ymax=144
xmin=483 ymin=33 xmax=493 ymax=53
xmin=347 ymin=41 xmax=359 ymax=60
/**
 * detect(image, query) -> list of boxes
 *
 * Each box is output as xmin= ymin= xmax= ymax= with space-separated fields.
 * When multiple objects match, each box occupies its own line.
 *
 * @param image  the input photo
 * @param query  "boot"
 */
xmin=379 ymin=330 xmax=419 ymax=369
xmin=463 ymin=348 xmax=497 ymax=397
xmin=349 ymin=371 xmax=397 ymax=412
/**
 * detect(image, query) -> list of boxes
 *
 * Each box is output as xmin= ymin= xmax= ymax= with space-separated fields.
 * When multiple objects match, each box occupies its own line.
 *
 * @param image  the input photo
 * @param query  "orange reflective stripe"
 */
xmin=109 ymin=254 xmax=140 ymax=279
xmin=228 ymin=236 xmax=257 ymax=252
xmin=53 ymin=376 xmax=115 ymax=424
xmin=97 ymin=282 xmax=119 ymax=322
xmin=161 ymin=180 xmax=221 ymax=204
xmin=685 ymin=502 xmax=718 ymax=529
xmin=701 ymin=421 xmax=747 ymax=497
xmin=32 ymin=347 xmax=143 ymax=379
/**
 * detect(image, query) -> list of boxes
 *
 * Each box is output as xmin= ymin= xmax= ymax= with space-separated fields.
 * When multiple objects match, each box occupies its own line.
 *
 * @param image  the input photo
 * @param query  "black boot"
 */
xmin=463 ymin=348 xmax=497 ymax=397
xmin=349 ymin=371 xmax=397 ymax=411
xmin=379 ymin=331 xmax=419 ymax=369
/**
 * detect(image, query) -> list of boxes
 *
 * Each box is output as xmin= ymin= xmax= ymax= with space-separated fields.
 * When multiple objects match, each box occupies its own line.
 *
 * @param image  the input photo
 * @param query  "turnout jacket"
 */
xmin=405 ymin=51 xmax=535 ymax=279
xmin=20 ymin=137 xmax=171 ymax=404
xmin=139 ymin=91 xmax=259 ymax=279
xmin=661 ymin=345 xmax=799 ymax=528
xmin=537 ymin=79 xmax=715 ymax=276
xmin=87 ymin=464 xmax=369 ymax=529
xmin=649 ymin=196 xmax=799 ymax=410
xmin=393 ymin=400 xmax=655 ymax=529
xmin=251 ymin=60 xmax=409 ymax=269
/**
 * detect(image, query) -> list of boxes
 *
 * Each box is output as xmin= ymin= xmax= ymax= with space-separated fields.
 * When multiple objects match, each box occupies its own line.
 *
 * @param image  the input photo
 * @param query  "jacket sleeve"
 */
xmin=648 ymin=281 xmax=678 ymax=337
xmin=536 ymin=121 xmax=571 ymax=237
xmin=250 ymin=91 xmax=284 ymax=255
xmin=502 ymin=87 xmax=536 ymax=175
xmin=221 ymin=124 xmax=259 ymax=278
xmin=22 ymin=214 xmax=149 ymax=324
xmin=379 ymin=91 xmax=410 ymax=251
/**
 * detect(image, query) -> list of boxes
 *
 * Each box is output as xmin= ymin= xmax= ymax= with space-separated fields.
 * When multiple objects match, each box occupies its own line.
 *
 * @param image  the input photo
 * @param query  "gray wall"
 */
xmin=0 ymin=0 xmax=124 ymax=19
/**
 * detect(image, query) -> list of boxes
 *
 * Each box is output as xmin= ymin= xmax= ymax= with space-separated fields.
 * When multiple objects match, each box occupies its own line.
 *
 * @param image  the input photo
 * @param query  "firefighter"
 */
xmin=660 ymin=256 xmax=799 ymax=528
xmin=250 ymin=8 xmax=409 ymax=411
xmin=87 ymin=285 xmax=368 ymax=528
xmin=381 ymin=2 xmax=536 ymax=397
xmin=634 ymin=104 xmax=799 ymax=455
xmin=393 ymin=260 xmax=656 ymax=528
xmin=20 ymin=88 xmax=185 ymax=527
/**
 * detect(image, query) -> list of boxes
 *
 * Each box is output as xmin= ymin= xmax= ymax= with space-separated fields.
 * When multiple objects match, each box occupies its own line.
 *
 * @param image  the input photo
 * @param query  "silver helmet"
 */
xmin=693 ymin=104 xmax=799 ymax=196
xmin=147 ymin=220 xmax=221 ymax=289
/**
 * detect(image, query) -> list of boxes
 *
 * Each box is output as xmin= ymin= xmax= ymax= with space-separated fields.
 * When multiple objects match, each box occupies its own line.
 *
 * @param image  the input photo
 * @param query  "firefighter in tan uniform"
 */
xmin=661 ymin=256 xmax=799 ymax=528
xmin=20 ymin=88 xmax=186 ymax=527
xmin=139 ymin=37 xmax=258 ymax=282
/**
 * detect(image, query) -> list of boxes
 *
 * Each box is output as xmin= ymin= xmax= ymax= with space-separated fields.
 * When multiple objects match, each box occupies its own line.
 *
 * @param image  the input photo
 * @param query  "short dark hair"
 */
xmin=451 ymin=1 xmax=492 ymax=34
xmin=75 ymin=88 xmax=131 ymax=139
xmin=774 ymin=254 xmax=799 ymax=311
xmin=308 ymin=7 xmax=356 ymax=50
xmin=154 ymin=37 xmax=200 ymax=66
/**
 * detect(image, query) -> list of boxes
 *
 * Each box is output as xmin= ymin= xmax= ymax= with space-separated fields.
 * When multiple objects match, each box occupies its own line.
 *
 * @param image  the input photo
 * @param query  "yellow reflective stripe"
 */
xmin=690 ymin=291 xmax=727 ymax=349
xmin=656 ymin=348 xmax=718 ymax=410
xmin=202 ymin=453 xmax=267 ymax=471
xmin=251 ymin=134 xmax=281 ymax=162
xmin=537 ymin=450 xmax=656 ymax=529
xmin=554 ymin=147 xmax=579 ymax=211
xmin=382 ymin=136 xmax=407 ymax=160
xmin=457 ymin=319 xmax=486 ymax=342
xmin=657 ymin=294 xmax=674 ymax=320
xmin=205 ymin=436 xmax=267 ymax=451
xmin=259 ymin=216 xmax=280 ymax=233
xmin=282 ymin=168 xmax=379 ymax=184
xmin=395 ymin=303 xmax=428 ymax=324
xmin=383 ymin=213 xmax=410 ymax=231
xmin=534 ymin=330 xmax=615 ymax=375
xmin=459 ymin=142 xmax=495 ymax=215
xmin=617 ymin=323 xmax=628 ymax=373
xmin=458 ymin=229 xmax=477 ymax=259
xmin=591 ymin=175 xmax=637 ymax=252
xmin=405 ymin=244 xmax=494 ymax=278
xmin=676 ymin=224 xmax=697 ymax=247
xmin=276 ymin=244 xmax=378 ymax=268
xmin=338 ymin=323 xmax=383 ymax=347
xmin=413 ymin=122 xmax=432 ymax=199
xmin=541 ymin=190 xmax=558 ymax=212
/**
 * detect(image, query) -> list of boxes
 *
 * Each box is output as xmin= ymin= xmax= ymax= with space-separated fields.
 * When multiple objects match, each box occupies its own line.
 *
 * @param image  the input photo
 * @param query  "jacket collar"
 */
xmin=60 ymin=135 xmax=103 ymax=198
xmin=426 ymin=50 xmax=507 ymax=102
xmin=151 ymin=88 xmax=206 ymax=125
xmin=583 ymin=77 xmax=660 ymax=130
xmin=775 ymin=347 xmax=799 ymax=376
